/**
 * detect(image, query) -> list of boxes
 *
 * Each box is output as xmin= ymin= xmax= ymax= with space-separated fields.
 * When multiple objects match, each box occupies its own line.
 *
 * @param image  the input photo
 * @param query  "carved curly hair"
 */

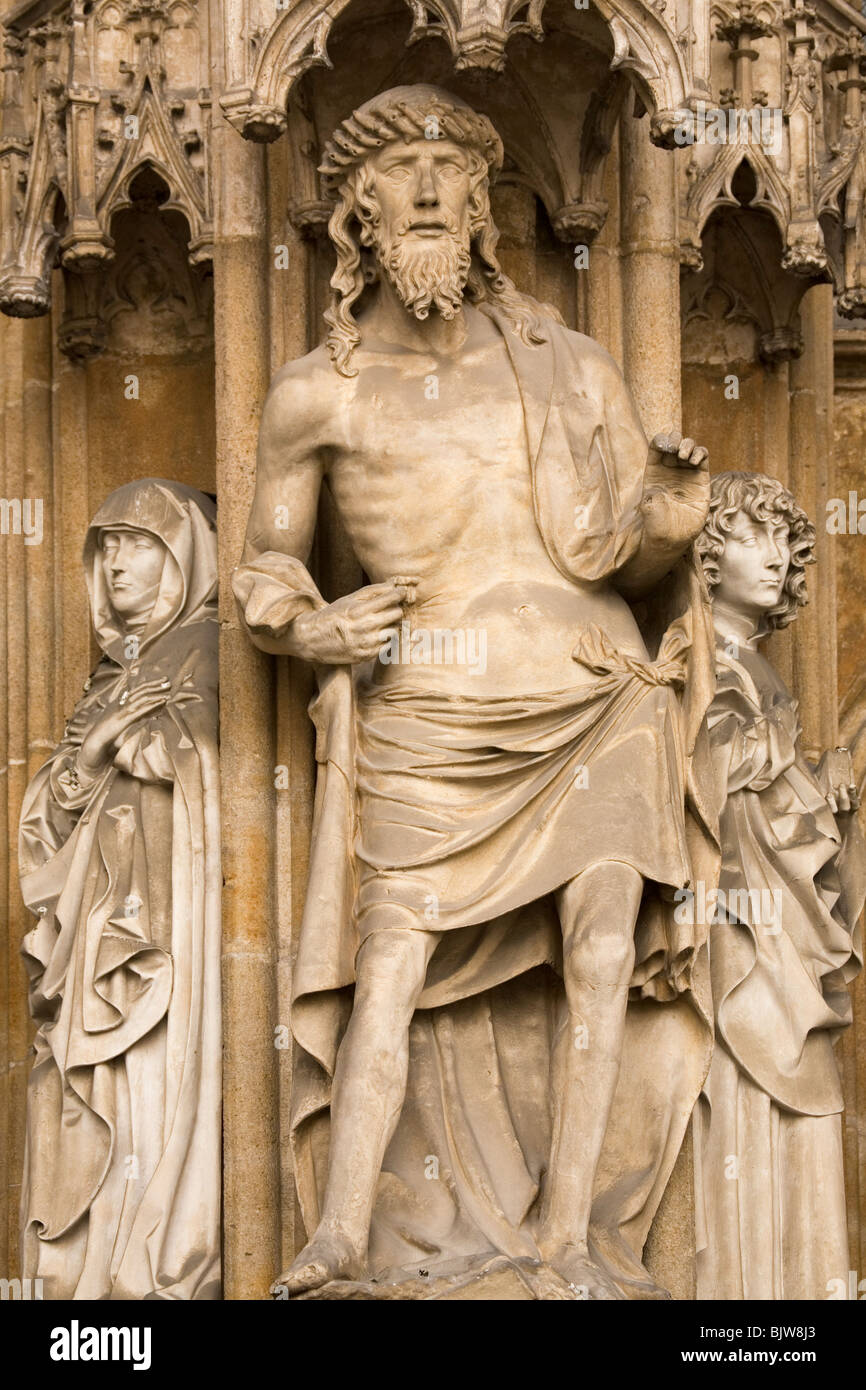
xmin=696 ymin=470 xmax=816 ymax=630
xmin=318 ymin=86 xmax=561 ymax=376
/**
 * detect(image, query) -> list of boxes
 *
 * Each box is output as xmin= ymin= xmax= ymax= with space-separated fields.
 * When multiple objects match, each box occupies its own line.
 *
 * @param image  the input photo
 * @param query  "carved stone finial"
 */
xmin=0 ymin=271 xmax=52 ymax=318
xmin=287 ymin=198 xmax=332 ymax=239
xmin=716 ymin=1 xmax=775 ymax=47
xmin=837 ymin=287 xmax=866 ymax=319
xmin=651 ymin=108 xmax=695 ymax=149
xmin=58 ymin=313 xmax=108 ymax=361
xmin=551 ymin=201 xmax=608 ymax=245
xmin=241 ymin=101 xmax=288 ymax=143
xmin=60 ymin=228 xmax=116 ymax=273
xmin=781 ymin=234 xmax=827 ymax=276
xmin=758 ymin=325 xmax=804 ymax=360
xmin=405 ymin=0 xmax=545 ymax=74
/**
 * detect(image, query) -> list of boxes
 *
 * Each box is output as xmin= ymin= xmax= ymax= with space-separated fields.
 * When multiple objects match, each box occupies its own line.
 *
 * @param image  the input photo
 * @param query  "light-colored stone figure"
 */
xmin=694 ymin=471 xmax=865 ymax=1300
xmin=234 ymin=85 xmax=719 ymax=1300
xmin=19 ymin=480 xmax=221 ymax=1300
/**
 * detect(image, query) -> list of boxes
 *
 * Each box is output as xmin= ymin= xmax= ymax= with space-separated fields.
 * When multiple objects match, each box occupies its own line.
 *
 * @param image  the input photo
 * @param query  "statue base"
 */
xmin=294 ymin=1254 xmax=609 ymax=1300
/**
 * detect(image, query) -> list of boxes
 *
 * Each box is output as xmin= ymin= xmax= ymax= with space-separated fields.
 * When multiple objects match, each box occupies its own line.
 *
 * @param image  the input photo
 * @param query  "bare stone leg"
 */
xmin=273 ymin=927 xmax=441 ymax=1297
xmin=537 ymin=860 xmax=644 ymax=1300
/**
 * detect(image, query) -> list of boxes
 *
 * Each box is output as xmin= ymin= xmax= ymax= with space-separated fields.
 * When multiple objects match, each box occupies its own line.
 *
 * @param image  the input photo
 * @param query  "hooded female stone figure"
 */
xmin=19 ymin=479 xmax=220 ymax=1300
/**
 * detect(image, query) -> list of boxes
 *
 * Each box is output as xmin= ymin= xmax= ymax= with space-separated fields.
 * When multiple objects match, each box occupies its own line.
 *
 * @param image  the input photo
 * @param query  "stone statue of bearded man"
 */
xmin=233 ymin=85 xmax=719 ymax=1301
xmin=318 ymin=88 xmax=547 ymax=373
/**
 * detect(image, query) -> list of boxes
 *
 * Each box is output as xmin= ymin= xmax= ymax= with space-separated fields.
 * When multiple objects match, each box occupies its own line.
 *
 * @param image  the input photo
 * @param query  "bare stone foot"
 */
xmin=270 ymin=1230 xmax=365 ymax=1299
xmin=542 ymin=1243 xmax=624 ymax=1300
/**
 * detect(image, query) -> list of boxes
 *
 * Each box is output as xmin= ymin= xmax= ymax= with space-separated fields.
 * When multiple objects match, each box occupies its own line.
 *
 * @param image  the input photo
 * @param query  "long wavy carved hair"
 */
xmin=321 ymin=102 xmax=562 ymax=376
xmin=696 ymin=470 xmax=816 ymax=630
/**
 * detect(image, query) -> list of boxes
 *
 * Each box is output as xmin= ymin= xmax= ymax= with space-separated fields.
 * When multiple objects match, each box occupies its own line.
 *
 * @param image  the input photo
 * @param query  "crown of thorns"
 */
xmin=318 ymin=87 xmax=504 ymax=201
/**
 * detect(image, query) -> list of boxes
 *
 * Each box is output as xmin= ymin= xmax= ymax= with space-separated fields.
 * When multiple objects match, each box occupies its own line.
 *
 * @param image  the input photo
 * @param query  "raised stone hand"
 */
xmin=815 ymin=747 xmax=861 ymax=815
xmin=77 ymin=678 xmax=172 ymax=775
xmin=288 ymin=577 xmax=417 ymax=665
xmin=640 ymin=429 xmax=711 ymax=548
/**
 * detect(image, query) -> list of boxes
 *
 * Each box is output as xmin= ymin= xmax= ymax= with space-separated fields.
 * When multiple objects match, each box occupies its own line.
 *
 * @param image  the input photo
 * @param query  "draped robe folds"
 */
xmin=694 ymin=643 xmax=865 ymax=1300
xmin=233 ymin=313 xmax=720 ymax=1294
xmin=19 ymin=480 xmax=222 ymax=1300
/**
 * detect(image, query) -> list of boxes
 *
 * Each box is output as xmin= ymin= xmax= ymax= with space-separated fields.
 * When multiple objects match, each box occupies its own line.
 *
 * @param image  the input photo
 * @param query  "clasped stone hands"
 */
xmin=289 ymin=576 xmax=418 ymax=665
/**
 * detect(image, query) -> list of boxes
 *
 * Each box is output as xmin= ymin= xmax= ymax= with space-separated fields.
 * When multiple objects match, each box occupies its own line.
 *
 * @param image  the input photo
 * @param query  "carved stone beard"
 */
xmin=371 ymin=218 xmax=472 ymax=321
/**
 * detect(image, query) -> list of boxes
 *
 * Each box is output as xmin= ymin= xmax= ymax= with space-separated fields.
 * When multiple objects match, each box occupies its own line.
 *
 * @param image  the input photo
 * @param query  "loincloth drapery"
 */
xmin=345 ymin=629 xmax=706 ymax=1280
xmin=355 ymin=628 xmax=690 ymax=954
xmin=285 ymin=620 xmax=716 ymax=1287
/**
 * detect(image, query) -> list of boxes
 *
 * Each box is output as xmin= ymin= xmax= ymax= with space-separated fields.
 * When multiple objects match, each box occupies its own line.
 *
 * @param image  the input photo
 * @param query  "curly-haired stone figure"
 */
xmin=694 ymin=471 xmax=864 ymax=1300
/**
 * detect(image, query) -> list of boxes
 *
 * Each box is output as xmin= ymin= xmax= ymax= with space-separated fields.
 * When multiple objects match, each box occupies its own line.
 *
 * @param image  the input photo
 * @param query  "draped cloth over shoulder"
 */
xmin=20 ymin=480 xmax=221 ymax=1300
xmin=234 ymin=314 xmax=719 ymax=1293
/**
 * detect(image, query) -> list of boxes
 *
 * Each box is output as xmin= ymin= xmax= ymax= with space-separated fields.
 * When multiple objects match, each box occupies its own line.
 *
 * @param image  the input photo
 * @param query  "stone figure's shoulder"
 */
xmin=263 ymin=343 xmax=347 ymax=441
xmin=542 ymin=317 xmax=628 ymax=387
xmin=560 ymin=322 xmax=622 ymax=368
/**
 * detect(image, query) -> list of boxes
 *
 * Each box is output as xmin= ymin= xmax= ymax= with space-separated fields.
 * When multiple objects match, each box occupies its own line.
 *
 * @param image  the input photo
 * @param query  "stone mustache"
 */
xmin=233 ymin=84 xmax=719 ymax=1301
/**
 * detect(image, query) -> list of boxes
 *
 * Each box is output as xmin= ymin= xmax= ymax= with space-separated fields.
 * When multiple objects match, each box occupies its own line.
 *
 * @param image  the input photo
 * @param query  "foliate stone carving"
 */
xmin=0 ymin=0 xmax=212 ymax=319
xmin=287 ymin=197 xmax=331 ymax=240
xmin=550 ymin=200 xmax=608 ymax=244
xmin=716 ymin=0 xmax=777 ymax=111
xmin=57 ymin=272 xmax=109 ymax=361
xmin=57 ymin=318 xmax=109 ymax=360
xmin=781 ymin=233 xmax=828 ymax=276
xmin=404 ymin=0 xmax=545 ymax=72
xmin=838 ymin=288 xmax=866 ymax=319
xmin=677 ymin=0 xmax=866 ymax=314
xmin=784 ymin=40 xmax=819 ymax=114
xmin=219 ymin=0 xmax=698 ymax=147
xmin=758 ymin=324 xmax=803 ymax=360
xmin=716 ymin=0 xmax=776 ymax=47
xmin=823 ymin=28 xmax=866 ymax=319
xmin=0 ymin=29 xmax=56 ymax=316
xmin=651 ymin=106 xmax=699 ymax=147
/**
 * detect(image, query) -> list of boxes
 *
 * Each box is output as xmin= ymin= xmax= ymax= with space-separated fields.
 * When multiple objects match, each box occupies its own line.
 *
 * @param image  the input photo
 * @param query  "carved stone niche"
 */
xmin=0 ymin=0 xmax=212 ymax=321
xmin=58 ymin=164 xmax=213 ymax=363
xmin=220 ymin=0 xmax=695 ymax=148
xmin=681 ymin=204 xmax=811 ymax=368
xmin=283 ymin=0 xmax=636 ymax=277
